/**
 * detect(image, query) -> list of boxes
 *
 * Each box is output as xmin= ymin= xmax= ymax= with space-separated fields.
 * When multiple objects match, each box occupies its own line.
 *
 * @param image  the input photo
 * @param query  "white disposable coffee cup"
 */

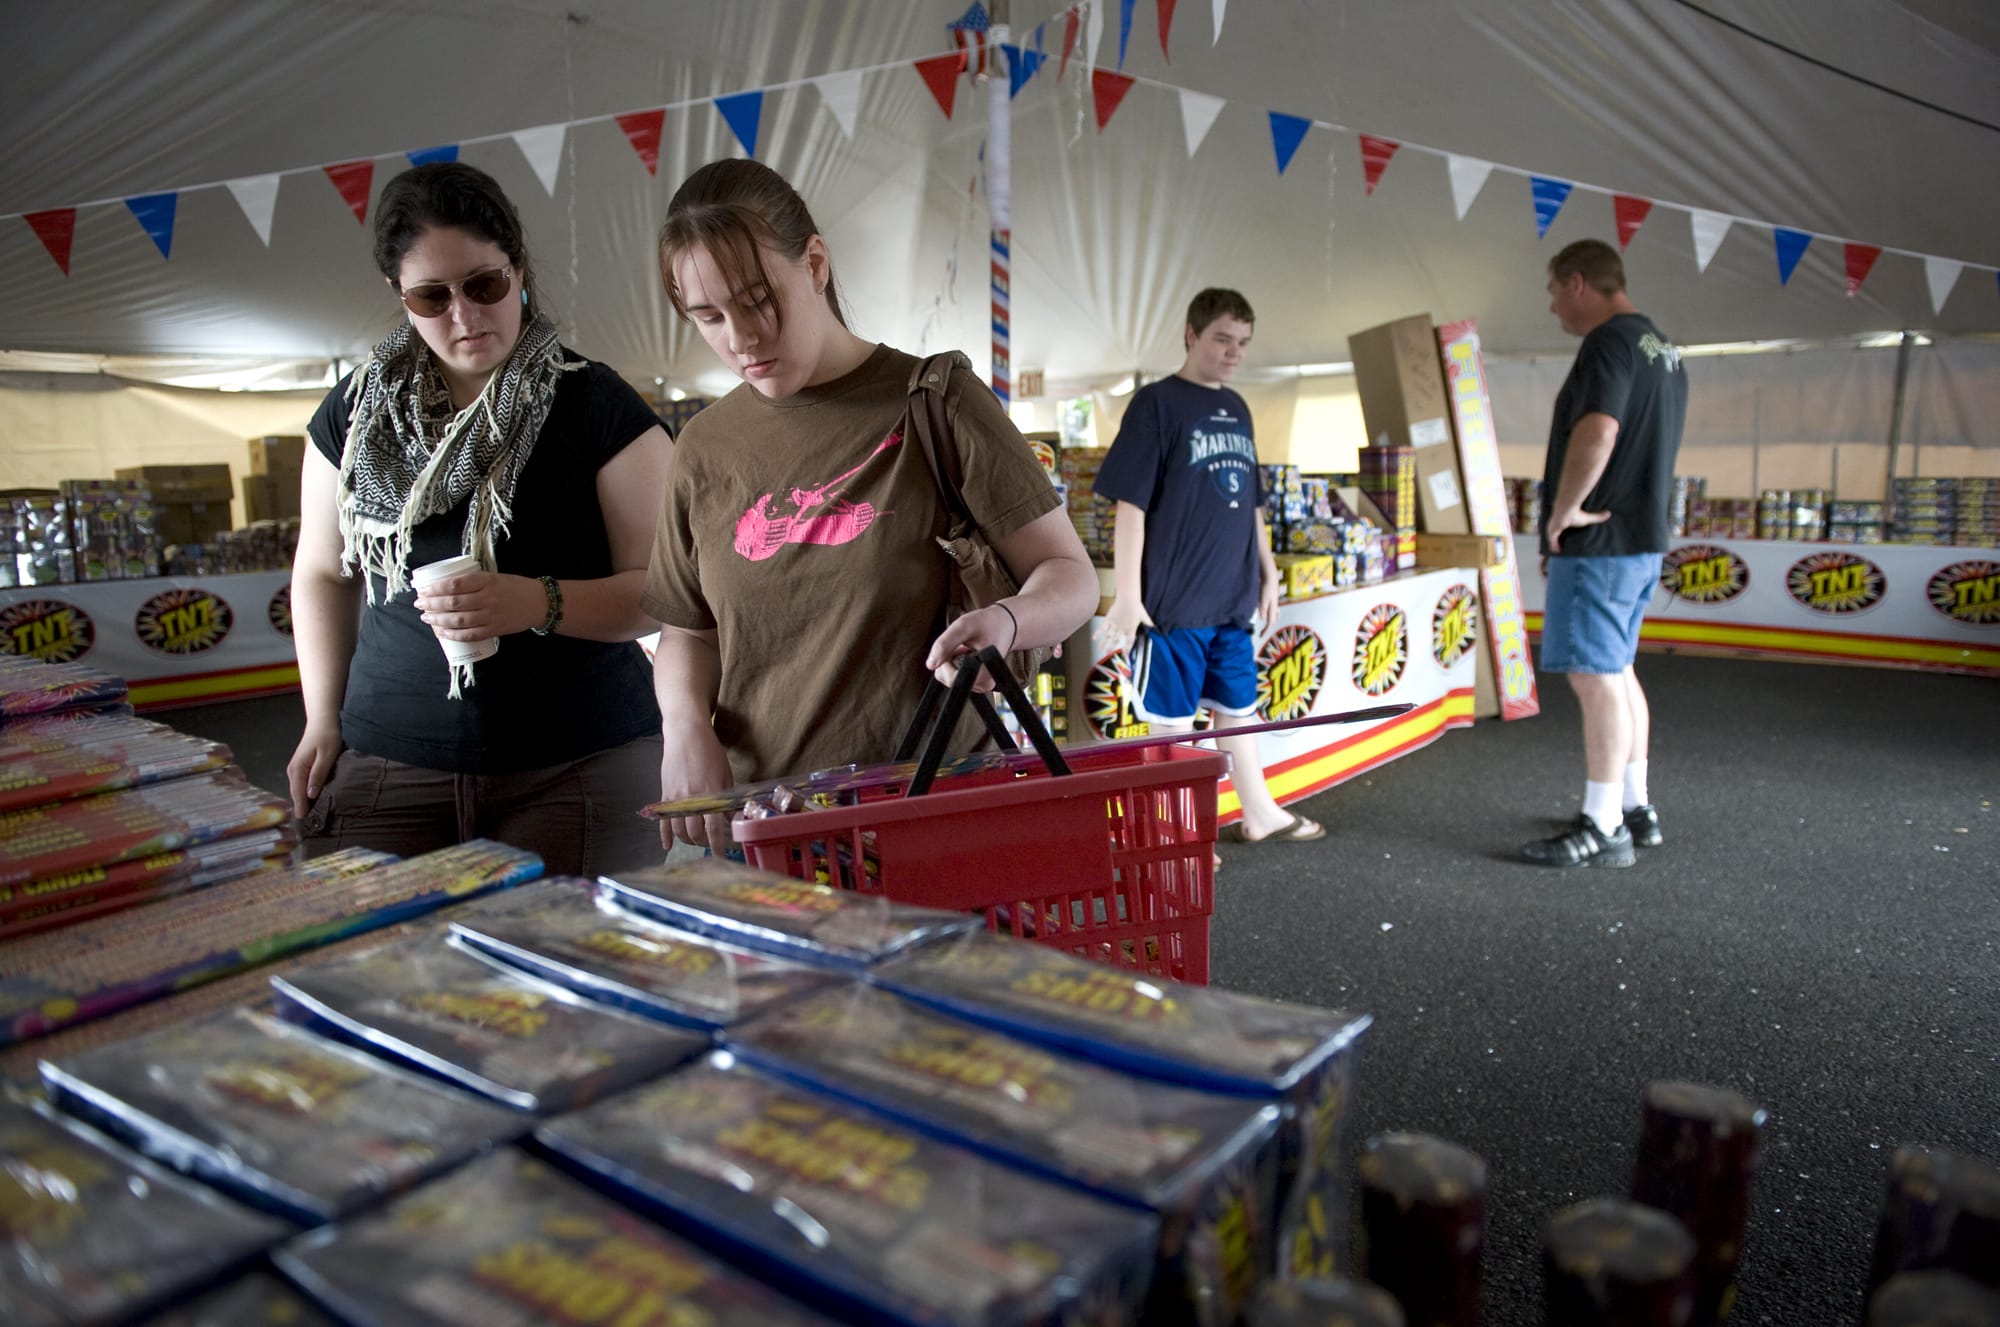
xmin=411 ymin=554 xmax=499 ymax=669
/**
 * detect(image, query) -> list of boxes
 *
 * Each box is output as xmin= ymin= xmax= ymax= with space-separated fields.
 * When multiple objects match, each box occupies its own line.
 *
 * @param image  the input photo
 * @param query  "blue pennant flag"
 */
xmin=1004 ymin=44 xmax=1046 ymax=97
xmin=1033 ymin=21 xmax=1045 ymax=55
xmin=1269 ymin=112 xmax=1311 ymax=175
xmin=948 ymin=2 xmax=989 ymax=32
xmin=1531 ymin=176 xmax=1573 ymax=238
xmin=1119 ymin=0 xmax=1137 ymax=68
xmin=125 ymin=192 xmax=177 ymax=259
xmin=717 ymin=90 xmax=764 ymax=157
xmin=406 ymin=145 xmax=459 ymax=167
xmin=1774 ymin=227 xmax=1812 ymax=285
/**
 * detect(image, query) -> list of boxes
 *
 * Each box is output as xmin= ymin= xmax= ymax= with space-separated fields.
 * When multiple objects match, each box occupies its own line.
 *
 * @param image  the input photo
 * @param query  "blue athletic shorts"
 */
xmin=1132 ymin=624 xmax=1259 ymax=722
xmin=1540 ymin=553 xmax=1663 ymax=674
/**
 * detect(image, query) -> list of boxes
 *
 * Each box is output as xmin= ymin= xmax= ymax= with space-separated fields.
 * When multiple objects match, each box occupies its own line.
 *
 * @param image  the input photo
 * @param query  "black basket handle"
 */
xmin=893 ymin=646 xmax=1071 ymax=796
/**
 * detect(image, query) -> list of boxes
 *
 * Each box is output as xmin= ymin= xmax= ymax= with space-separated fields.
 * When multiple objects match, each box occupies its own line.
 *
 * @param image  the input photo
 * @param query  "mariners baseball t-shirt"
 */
xmin=1093 ymin=375 xmax=1263 ymax=630
xmin=1540 ymin=312 xmax=1688 ymax=557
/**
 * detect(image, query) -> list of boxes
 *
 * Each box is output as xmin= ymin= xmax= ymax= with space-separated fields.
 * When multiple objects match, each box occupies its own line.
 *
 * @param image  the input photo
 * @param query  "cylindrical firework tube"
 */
xmin=1868 ymin=1147 xmax=2000 ymax=1295
xmin=1630 ymin=1080 xmax=1766 ymax=1322
xmin=1357 ymin=1132 xmax=1487 ymax=1327
xmin=1251 ymin=1277 xmax=1407 ymax=1327
xmin=1544 ymin=1198 xmax=1695 ymax=1327
xmin=1864 ymin=1271 xmax=2000 ymax=1327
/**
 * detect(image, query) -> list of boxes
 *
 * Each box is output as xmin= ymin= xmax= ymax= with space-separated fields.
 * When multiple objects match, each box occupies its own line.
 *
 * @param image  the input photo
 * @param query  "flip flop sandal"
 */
xmin=1224 ymin=812 xmax=1326 ymax=844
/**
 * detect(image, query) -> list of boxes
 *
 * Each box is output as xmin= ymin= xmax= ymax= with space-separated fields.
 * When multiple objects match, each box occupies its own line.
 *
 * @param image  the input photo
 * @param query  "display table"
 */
xmin=1514 ymin=535 xmax=2000 ymax=677
xmin=0 ymin=571 xmax=299 ymax=709
xmin=1067 ymin=566 xmax=1480 ymax=826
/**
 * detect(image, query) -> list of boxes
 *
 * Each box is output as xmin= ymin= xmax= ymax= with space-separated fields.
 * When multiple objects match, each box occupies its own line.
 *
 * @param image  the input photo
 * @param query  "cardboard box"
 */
xmin=115 ymin=464 xmax=233 ymax=505
xmin=1348 ymin=314 xmax=1470 ymax=534
xmin=1274 ymin=553 xmax=1334 ymax=599
xmin=1415 ymin=532 xmax=1509 ymax=570
xmin=246 ymin=435 xmax=306 ymax=478
xmin=241 ymin=473 xmax=300 ymax=523
xmin=155 ymin=501 xmax=233 ymax=547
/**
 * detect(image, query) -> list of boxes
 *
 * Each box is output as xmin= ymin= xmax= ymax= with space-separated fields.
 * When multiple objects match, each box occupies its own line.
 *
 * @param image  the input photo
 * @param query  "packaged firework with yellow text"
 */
xmin=269 ymin=933 xmax=708 ymax=1113
xmin=877 ymin=931 xmax=1372 ymax=1281
xmin=448 ymin=877 xmax=846 ymax=1031
xmin=0 ymin=654 xmax=126 ymax=721
xmin=0 ymin=1099 xmax=289 ymax=1327
xmin=599 ymin=859 xmax=980 ymax=970
xmin=726 ymin=983 xmax=1280 ymax=1327
xmin=40 ymin=1006 xmax=522 ymax=1224
xmin=275 ymin=1149 xmax=837 ymax=1327
xmin=539 ymin=1052 xmax=1159 ymax=1326
xmin=138 ymin=1270 xmax=338 ymax=1326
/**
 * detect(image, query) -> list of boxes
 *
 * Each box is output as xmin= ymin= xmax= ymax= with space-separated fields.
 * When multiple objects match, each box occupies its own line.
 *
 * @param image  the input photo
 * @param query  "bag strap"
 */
xmin=906 ymin=351 xmax=978 ymax=534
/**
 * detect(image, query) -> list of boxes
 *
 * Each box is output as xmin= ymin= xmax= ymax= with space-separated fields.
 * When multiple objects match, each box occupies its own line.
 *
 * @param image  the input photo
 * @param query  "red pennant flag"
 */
xmin=24 ymin=209 xmax=76 ymax=276
xmin=915 ymin=54 xmax=967 ymax=119
xmin=1844 ymin=242 xmax=1882 ymax=298
xmin=1358 ymin=135 xmax=1399 ymax=195
xmin=1059 ymin=8 xmax=1081 ymax=79
xmin=615 ymin=110 xmax=666 ymax=175
xmin=1158 ymin=0 xmax=1177 ymax=61
xmin=1092 ymin=70 xmax=1136 ymax=131
xmin=323 ymin=161 xmax=374 ymax=225
xmin=1613 ymin=195 xmax=1654 ymax=250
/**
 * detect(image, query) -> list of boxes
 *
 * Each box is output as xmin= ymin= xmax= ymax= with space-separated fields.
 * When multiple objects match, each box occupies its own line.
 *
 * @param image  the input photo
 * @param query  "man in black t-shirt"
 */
xmin=1523 ymin=240 xmax=1688 ymax=868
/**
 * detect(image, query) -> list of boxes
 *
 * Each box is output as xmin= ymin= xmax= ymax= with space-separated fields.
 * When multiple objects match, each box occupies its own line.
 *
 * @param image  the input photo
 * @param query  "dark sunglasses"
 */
xmin=396 ymin=266 xmax=514 ymax=318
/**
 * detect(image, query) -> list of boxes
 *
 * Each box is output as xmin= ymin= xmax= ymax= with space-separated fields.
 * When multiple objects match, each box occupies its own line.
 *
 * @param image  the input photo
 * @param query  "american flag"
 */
xmin=948 ymin=2 xmax=991 ymax=78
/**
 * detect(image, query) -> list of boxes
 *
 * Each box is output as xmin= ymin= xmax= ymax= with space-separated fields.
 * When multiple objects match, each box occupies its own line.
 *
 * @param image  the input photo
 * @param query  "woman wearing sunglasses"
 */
xmin=288 ymin=161 xmax=671 ymax=875
xmin=642 ymin=158 xmax=1098 ymax=850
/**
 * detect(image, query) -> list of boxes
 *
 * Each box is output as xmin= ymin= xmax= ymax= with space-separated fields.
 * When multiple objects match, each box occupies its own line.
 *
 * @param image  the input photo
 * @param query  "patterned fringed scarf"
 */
xmin=336 ymin=311 xmax=576 ymax=697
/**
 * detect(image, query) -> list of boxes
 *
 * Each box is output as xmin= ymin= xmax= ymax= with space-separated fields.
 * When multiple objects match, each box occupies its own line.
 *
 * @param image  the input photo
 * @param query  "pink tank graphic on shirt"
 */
xmin=734 ymin=430 xmax=901 ymax=561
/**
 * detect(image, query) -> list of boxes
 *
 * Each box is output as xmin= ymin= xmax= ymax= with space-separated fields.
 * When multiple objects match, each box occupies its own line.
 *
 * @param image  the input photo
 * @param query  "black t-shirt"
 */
xmin=308 ymin=355 xmax=664 ymax=773
xmin=1539 ymin=313 xmax=1688 ymax=557
xmin=1093 ymin=376 xmax=1263 ymax=630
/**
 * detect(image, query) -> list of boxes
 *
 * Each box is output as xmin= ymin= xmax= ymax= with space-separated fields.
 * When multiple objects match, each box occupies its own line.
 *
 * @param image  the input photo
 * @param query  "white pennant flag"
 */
xmin=1086 ymin=0 xmax=1105 ymax=72
xmin=814 ymin=70 xmax=863 ymax=141
xmin=1178 ymin=88 xmax=1225 ymax=157
xmin=512 ymin=125 xmax=567 ymax=196
xmin=1924 ymin=256 xmax=1963 ymax=316
xmin=1212 ymin=0 xmax=1228 ymax=44
xmin=1689 ymin=209 xmax=1733 ymax=273
xmin=1446 ymin=155 xmax=1493 ymax=221
xmin=225 ymin=174 xmax=280 ymax=246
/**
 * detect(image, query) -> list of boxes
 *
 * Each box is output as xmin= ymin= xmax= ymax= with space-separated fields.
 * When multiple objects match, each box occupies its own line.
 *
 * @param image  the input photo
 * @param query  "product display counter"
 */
xmin=1067 ymin=565 xmax=1481 ymax=825
xmin=1513 ymin=536 xmax=2000 ymax=678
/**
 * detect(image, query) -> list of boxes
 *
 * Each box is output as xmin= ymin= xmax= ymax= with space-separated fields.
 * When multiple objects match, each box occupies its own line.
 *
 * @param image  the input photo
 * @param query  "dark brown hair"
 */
xmin=1549 ymin=239 xmax=1626 ymax=295
xmin=373 ymin=163 xmax=540 ymax=320
xmin=1186 ymin=288 xmax=1255 ymax=337
xmin=658 ymin=159 xmax=847 ymax=334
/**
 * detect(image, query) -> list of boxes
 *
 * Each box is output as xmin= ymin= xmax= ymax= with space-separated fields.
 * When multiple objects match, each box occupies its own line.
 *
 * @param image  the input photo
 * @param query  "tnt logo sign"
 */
xmin=1085 ymin=652 xmax=1150 ymax=740
xmin=1432 ymin=584 xmax=1481 ymax=668
xmin=1352 ymin=605 xmax=1409 ymax=697
xmin=136 ymin=588 xmax=233 ymax=656
xmin=1927 ymin=560 xmax=2000 ymax=626
xmin=267 ymin=585 xmax=294 ymax=637
xmin=1661 ymin=544 xmax=1749 ymax=604
xmin=1257 ymin=625 xmax=1326 ymax=722
xmin=1786 ymin=552 xmax=1884 ymax=616
xmin=0 ymin=600 xmax=95 ymax=663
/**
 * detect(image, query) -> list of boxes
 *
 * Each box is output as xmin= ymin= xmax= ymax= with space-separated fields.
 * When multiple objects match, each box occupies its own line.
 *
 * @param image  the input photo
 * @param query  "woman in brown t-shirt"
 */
xmin=641 ymin=159 xmax=1098 ymax=850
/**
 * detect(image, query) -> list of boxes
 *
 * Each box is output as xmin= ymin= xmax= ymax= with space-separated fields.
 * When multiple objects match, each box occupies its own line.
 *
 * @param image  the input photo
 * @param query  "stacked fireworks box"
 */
xmin=1684 ymin=496 xmax=1759 ymax=540
xmin=0 ymin=490 xmax=75 ymax=587
xmin=1955 ymin=478 xmax=2000 ymax=545
xmin=1668 ymin=476 xmax=1706 ymax=538
xmin=1503 ymin=477 xmax=1543 ymax=535
xmin=59 ymin=479 xmax=162 ymax=581
xmin=1825 ymin=500 xmax=1887 ymax=544
xmin=1358 ymin=446 xmax=1417 ymax=571
xmin=1890 ymin=478 xmax=1958 ymax=545
xmin=1060 ymin=445 xmax=1118 ymax=564
xmin=1756 ymin=489 xmax=1829 ymax=541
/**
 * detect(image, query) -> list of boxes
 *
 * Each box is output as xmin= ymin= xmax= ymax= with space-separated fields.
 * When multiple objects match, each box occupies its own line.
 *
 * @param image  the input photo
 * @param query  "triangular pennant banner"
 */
xmin=1157 ymin=0 xmax=1177 ymax=61
xmin=1689 ymin=209 xmax=1732 ymax=273
xmin=1774 ymin=227 xmax=1812 ymax=285
xmin=716 ymin=90 xmax=763 ymax=157
xmin=124 ymin=192 xmax=177 ymax=260
xmin=1212 ymin=0 xmax=1226 ymax=44
xmin=1117 ymin=0 xmax=1136 ymax=68
xmin=1178 ymin=87 xmax=1225 ymax=156
xmin=324 ymin=161 xmax=374 ymax=224
xmin=1924 ymin=257 xmax=1963 ymax=316
xmin=24 ymin=209 xmax=76 ymax=276
xmin=1092 ymin=69 xmax=1136 ymax=131
xmin=1004 ymin=44 xmax=1046 ymax=98
xmin=1446 ymin=155 xmax=1493 ymax=220
xmin=813 ymin=71 xmax=862 ymax=140
xmin=1358 ymin=134 xmax=1399 ymax=195
xmin=1530 ymin=175 xmax=1573 ymax=238
xmin=1268 ymin=112 xmax=1311 ymax=175
xmin=915 ymin=53 xmax=966 ymax=118
xmin=512 ymin=125 xmax=567 ymax=195
xmin=615 ymin=110 xmax=666 ymax=175
xmin=1843 ymin=242 xmax=1882 ymax=299
xmin=1613 ymin=195 xmax=1653 ymax=251
xmin=1087 ymin=1 xmax=1105 ymax=71
xmin=406 ymin=145 xmax=458 ymax=167
xmin=225 ymin=174 xmax=280 ymax=246
xmin=1059 ymin=8 xmax=1080 ymax=79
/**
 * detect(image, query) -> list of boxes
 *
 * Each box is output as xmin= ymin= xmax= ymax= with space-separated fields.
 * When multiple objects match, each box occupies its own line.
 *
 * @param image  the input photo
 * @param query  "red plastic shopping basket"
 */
xmin=733 ymin=651 xmax=1226 ymax=984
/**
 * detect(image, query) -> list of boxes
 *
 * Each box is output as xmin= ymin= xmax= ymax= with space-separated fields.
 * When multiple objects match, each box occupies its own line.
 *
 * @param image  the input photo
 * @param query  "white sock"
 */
xmin=1584 ymin=781 xmax=1624 ymax=836
xmin=1623 ymin=760 xmax=1650 ymax=811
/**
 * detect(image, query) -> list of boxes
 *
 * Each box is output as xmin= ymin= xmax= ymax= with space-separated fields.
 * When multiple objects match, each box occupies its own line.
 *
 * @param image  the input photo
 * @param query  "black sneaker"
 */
xmin=1623 ymin=804 xmax=1663 ymax=848
xmin=1521 ymin=816 xmax=1636 ymax=868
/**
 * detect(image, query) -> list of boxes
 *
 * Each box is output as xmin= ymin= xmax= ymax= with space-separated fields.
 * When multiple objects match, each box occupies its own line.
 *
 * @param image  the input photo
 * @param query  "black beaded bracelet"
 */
xmin=531 ymin=574 xmax=563 ymax=636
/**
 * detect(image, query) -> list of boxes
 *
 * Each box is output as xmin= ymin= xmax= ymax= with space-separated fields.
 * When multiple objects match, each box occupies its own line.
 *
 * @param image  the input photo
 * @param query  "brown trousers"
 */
xmin=301 ymin=735 xmax=665 ymax=878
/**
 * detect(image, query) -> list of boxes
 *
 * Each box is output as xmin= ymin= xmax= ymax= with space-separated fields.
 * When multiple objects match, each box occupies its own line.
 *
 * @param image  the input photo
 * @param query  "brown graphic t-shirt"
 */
xmin=643 ymin=345 xmax=1061 ymax=782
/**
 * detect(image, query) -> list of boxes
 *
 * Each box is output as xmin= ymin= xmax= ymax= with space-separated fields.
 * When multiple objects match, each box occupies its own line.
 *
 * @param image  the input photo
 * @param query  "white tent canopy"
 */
xmin=4 ymin=1 xmax=1998 ymax=418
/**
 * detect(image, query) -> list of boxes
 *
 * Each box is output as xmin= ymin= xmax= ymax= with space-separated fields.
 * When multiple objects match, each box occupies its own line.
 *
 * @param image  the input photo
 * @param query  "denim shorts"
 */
xmin=1540 ymin=553 xmax=1663 ymax=674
